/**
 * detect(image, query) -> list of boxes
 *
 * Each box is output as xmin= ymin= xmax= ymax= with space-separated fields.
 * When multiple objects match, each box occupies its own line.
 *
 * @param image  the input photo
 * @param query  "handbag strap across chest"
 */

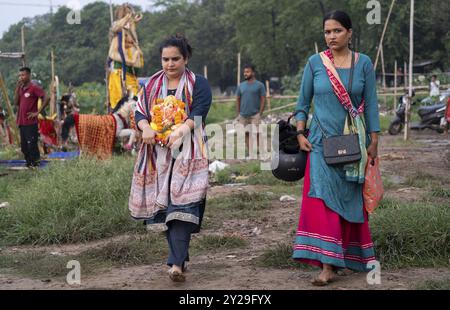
xmin=314 ymin=51 xmax=355 ymax=139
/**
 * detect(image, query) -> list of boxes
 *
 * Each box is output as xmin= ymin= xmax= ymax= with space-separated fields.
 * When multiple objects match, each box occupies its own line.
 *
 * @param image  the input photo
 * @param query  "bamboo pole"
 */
xmin=404 ymin=61 xmax=408 ymax=91
xmin=394 ymin=60 xmax=398 ymax=111
xmin=237 ymin=52 xmax=241 ymax=86
xmin=404 ymin=0 xmax=414 ymax=141
xmin=50 ymin=50 xmax=56 ymax=116
xmin=381 ymin=45 xmax=386 ymax=89
xmin=55 ymin=76 xmax=60 ymax=121
xmin=265 ymin=80 xmax=271 ymax=112
xmin=0 ymin=72 xmax=20 ymax=145
xmin=381 ymin=45 xmax=387 ymax=107
xmin=21 ymin=25 xmax=26 ymax=67
xmin=374 ymin=0 xmax=396 ymax=70
xmin=0 ymin=53 xmax=25 ymax=59
xmin=204 ymin=65 xmax=208 ymax=79
xmin=109 ymin=0 xmax=114 ymax=26
xmin=314 ymin=42 xmax=319 ymax=54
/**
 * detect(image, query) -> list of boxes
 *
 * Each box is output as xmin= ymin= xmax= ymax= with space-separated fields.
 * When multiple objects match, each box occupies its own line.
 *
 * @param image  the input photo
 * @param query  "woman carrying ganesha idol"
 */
xmin=129 ymin=34 xmax=212 ymax=283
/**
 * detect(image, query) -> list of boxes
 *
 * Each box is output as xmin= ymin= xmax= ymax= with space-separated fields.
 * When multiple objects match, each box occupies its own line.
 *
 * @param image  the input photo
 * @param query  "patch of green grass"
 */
xmin=381 ymin=176 xmax=399 ymax=191
xmin=214 ymin=168 xmax=233 ymax=184
xmin=0 ymin=145 xmax=21 ymax=160
xmin=208 ymin=191 xmax=271 ymax=212
xmin=213 ymin=161 xmax=299 ymax=187
xmin=0 ymin=157 xmax=141 ymax=246
xmin=377 ymin=197 xmax=401 ymax=209
xmin=379 ymin=114 xmax=392 ymax=133
xmin=0 ymin=168 xmax=35 ymax=200
xmin=0 ymin=251 xmax=104 ymax=280
xmin=255 ymin=243 xmax=316 ymax=270
xmin=430 ymin=187 xmax=450 ymax=198
xmin=191 ymin=235 xmax=248 ymax=254
xmin=414 ymin=278 xmax=450 ymax=290
xmin=82 ymin=234 xmax=167 ymax=266
xmin=246 ymin=171 xmax=296 ymax=186
xmin=404 ymin=171 xmax=443 ymax=188
xmin=390 ymin=137 xmax=425 ymax=148
xmin=265 ymin=184 xmax=301 ymax=197
xmin=206 ymin=101 xmax=236 ymax=125
xmin=371 ymin=200 xmax=450 ymax=269
xmin=205 ymin=191 xmax=275 ymax=229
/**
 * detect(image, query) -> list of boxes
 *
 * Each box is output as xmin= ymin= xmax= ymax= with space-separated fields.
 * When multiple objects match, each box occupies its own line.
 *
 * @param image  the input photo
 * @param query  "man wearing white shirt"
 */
xmin=430 ymin=75 xmax=440 ymax=97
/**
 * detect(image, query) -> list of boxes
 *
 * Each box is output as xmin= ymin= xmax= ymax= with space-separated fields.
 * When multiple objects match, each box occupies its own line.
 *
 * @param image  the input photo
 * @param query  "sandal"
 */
xmin=169 ymin=269 xmax=186 ymax=283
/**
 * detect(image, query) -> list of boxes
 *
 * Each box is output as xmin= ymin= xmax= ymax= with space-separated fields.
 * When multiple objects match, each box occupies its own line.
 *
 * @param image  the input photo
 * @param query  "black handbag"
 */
xmin=314 ymin=52 xmax=362 ymax=166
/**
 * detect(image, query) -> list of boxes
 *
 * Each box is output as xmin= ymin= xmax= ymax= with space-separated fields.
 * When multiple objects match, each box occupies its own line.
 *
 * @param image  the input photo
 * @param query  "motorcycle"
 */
xmin=388 ymin=96 xmax=447 ymax=135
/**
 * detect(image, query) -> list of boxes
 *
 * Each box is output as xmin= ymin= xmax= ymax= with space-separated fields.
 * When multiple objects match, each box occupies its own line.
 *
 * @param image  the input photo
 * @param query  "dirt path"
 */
xmin=1 ymin=131 xmax=449 ymax=290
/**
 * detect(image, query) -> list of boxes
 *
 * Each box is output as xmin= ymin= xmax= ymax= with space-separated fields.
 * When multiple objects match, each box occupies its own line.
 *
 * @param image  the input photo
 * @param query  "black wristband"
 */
xmin=296 ymin=130 xmax=305 ymax=136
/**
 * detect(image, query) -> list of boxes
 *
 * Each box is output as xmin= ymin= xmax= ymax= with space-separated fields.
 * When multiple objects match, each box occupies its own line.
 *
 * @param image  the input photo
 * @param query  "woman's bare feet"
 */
xmin=311 ymin=264 xmax=335 ymax=286
xmin=168 ymin=265 xmax=185 ymax=283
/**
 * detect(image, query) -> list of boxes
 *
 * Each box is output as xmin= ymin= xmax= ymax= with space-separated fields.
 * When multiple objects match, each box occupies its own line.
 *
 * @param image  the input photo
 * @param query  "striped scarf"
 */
xmin=129 ymin=69 xmax=209 ymax=220
xmin=320 ymin=50 xmax=368 ymax=184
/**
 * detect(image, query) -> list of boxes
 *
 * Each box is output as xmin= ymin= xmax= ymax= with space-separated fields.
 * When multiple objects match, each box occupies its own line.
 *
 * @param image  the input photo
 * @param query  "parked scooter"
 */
xmin=389 ymin=94 xmax=446 ymax=135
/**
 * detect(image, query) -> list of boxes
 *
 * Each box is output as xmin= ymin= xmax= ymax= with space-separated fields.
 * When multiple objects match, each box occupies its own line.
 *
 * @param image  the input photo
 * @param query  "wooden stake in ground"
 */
xmin=404 ymin=0 xmax=414 ymax=141
xmin=374 ymin=0 xmax=396 ymax=70
xmin=237 ymin=52 xmax=241 ymax=86
xmin=265 ymin=80 xmax=271 ymax=112
xmin=0 ymin=72 xmax=20 ymax=145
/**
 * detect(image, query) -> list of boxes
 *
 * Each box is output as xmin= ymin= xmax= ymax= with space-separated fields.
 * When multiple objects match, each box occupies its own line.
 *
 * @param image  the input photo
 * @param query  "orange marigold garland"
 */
xmin=150 ymin=95 xmax=187 ymax=146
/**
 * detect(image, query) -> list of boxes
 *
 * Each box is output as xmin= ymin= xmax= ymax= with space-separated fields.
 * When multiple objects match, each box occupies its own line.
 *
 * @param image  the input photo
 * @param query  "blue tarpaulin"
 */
xmin=0 ymin=160 xmax=50 ymax=168
xmin=47 ymin=151 xmax=79 ymax=159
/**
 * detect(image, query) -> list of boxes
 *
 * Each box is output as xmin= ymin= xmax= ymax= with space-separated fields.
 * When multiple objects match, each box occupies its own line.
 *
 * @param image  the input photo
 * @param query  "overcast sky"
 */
xmin=0 ymin=0 xmax=152 ymax=39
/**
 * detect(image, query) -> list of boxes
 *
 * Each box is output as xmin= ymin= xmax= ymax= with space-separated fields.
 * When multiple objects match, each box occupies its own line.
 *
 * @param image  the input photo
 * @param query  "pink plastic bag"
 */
xmin=363 ymin=157 xmax=384 ymax=214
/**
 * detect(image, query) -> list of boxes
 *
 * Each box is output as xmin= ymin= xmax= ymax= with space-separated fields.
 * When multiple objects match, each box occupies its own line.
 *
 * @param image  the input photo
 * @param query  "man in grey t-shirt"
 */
xmin=236 ymin=64 xmax=266 ymax=154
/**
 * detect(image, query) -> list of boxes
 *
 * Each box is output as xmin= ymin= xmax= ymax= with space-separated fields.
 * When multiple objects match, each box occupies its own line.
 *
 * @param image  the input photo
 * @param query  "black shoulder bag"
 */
xmin=314 ymin=52 xmax=362 ymax=165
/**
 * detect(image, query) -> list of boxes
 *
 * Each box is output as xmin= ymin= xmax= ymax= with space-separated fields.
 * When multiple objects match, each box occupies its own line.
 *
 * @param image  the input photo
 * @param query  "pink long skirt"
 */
xmin=293 ymin=155 xmax=377 ymax=271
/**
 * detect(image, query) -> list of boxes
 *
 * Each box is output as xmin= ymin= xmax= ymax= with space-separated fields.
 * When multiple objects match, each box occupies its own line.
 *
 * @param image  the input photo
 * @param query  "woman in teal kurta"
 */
xmin=293 ymin=10 xmax=380 ymax=286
